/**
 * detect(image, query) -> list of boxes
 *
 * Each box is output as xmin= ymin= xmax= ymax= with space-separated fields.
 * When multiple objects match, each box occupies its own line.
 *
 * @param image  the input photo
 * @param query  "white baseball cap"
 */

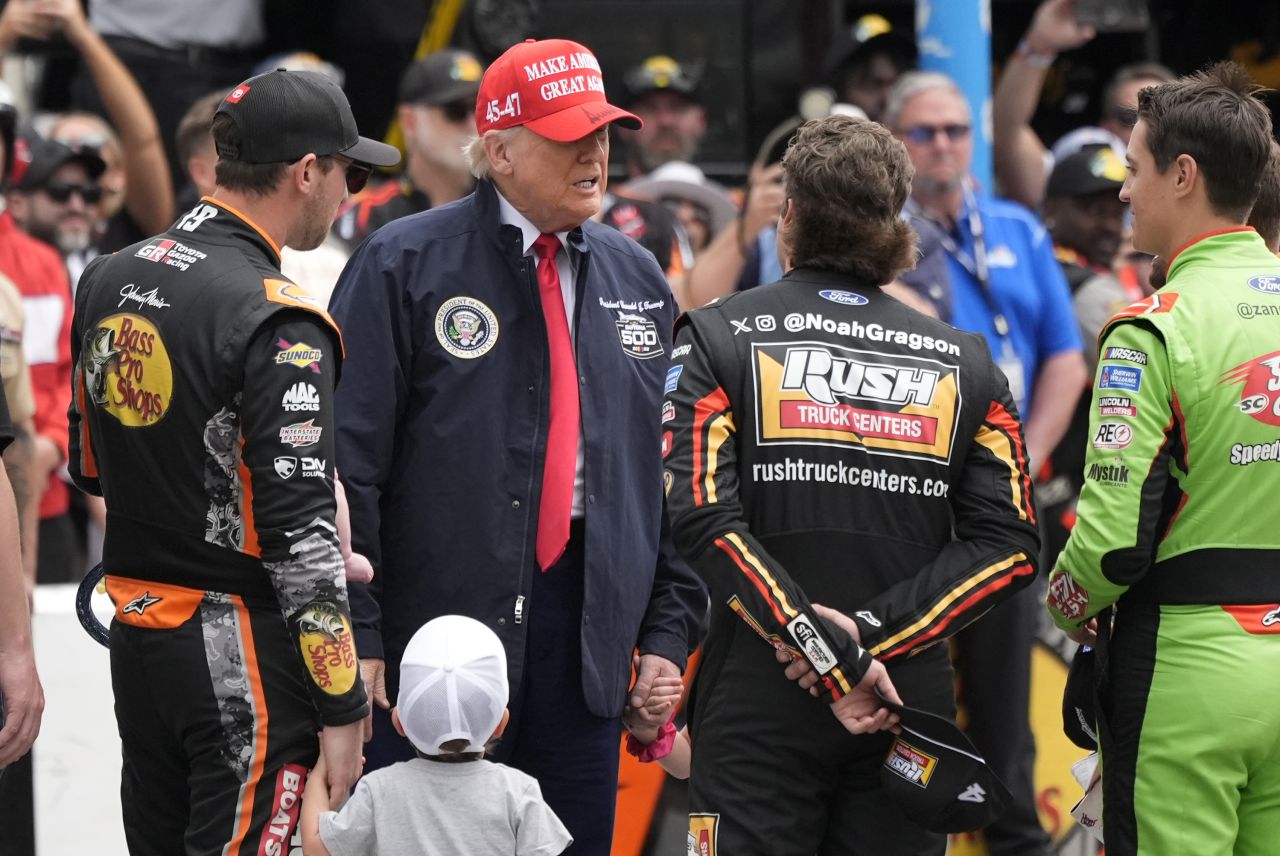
xmin=398 ymin=615 xmax=509 ymax=755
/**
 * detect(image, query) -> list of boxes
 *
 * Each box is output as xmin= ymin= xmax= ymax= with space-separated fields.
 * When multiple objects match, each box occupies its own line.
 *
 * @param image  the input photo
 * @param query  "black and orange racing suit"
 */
xmin=68 ymin=199 xmax=367 ymax=856
xmin=664 ymin=268 xmax=1040 ymax=855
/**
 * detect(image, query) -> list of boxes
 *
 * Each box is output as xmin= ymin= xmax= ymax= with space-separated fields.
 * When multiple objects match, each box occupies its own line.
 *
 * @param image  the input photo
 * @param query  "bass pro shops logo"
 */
xmin=81 ymin=314 xmax=173 ymax=426
xmin=752 ymin=341 xmax=961 ymax=463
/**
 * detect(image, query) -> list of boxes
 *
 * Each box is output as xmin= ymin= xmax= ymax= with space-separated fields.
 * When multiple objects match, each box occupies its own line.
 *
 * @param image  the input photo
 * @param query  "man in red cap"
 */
xmin=330 ymin=38 xmax=704 ymax=854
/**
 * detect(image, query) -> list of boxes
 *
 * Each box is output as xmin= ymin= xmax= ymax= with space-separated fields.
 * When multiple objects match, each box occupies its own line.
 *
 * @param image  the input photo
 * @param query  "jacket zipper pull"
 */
xmin=514 ymin=595 xmax=525 ymax=625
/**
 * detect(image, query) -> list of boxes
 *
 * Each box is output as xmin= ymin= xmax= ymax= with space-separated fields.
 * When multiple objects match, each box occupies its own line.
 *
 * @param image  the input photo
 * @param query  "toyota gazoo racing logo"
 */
xmin=752 ymin=341 xmax=961 ymax=463
xmin=1220 ymin=350 xmax=1280 ymax=427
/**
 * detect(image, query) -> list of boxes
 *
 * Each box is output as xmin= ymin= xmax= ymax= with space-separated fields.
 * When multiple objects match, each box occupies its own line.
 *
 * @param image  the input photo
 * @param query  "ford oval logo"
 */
xmin=818 ymin=289 xmax=869 ymax=306
xmin=1248 ymin=275 xmax=1280 ymax=295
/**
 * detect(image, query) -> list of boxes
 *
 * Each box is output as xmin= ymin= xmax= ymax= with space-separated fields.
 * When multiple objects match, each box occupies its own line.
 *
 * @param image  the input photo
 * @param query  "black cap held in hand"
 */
xmin=879 ymin=701 xmax=1013 ymax=833
xmin=215 ymin=69 xmax=400 ymax=167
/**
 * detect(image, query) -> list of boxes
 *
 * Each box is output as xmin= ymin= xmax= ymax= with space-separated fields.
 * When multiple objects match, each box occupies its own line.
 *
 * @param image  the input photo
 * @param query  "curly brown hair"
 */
xmin=780 ymin=115 xmax=919 ymax=284
xmin=1137 ymin=62 xmax=1274 ymax=221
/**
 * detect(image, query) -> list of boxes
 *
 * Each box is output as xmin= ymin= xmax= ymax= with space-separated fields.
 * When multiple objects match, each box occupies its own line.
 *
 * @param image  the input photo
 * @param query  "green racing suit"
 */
xmin=1048 ymin=228 xmax=1280 ymax=855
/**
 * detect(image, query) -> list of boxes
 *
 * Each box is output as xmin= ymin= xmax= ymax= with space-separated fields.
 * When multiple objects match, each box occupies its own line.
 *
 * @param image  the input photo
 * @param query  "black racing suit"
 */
xmin=665 ymin=268 xmax=1040 ymax=855
xmin=68 ymin=198 xmax=367 ymax=856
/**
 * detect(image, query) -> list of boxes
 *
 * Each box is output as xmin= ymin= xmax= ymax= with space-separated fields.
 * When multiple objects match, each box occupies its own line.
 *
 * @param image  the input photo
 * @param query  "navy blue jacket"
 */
xmin=330 ymin=179 xmax=704 ymax=717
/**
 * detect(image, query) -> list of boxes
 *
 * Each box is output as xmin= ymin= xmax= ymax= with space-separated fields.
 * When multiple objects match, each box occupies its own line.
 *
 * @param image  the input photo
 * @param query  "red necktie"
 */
xmin=532 ymin=234 xmax=578 ymax=570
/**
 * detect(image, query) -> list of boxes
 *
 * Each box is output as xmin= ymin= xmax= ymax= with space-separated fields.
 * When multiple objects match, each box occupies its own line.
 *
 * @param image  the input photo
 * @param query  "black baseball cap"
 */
xmin=1047 ymin=144 xmax=1127 ymax=198
xmin=1062 ymin=646 xmax=1099 ymax=751
xmin=623 ymin=55 xmax=702 ymax=105
xmin=14 ymin=133 xmax=106 ymax=192
xmin=215 ymin=69 xmax=400 ymax=167
xmin=880 ymin=701 xmax=1013 ymax=833
xmin=398 ymin=49 xmax=484 ymax=106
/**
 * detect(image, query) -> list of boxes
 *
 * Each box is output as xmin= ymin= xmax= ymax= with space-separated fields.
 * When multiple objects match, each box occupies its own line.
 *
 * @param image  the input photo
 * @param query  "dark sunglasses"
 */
xmin=902 ymin=123 xmax=971 ymax=144
xmin=331 ymin=155 xmax=372 ymax=194
xmin=42 ymin=181 xmax=102 ymax=204
xmin=440 ymin=99 xmax=475 ymax=123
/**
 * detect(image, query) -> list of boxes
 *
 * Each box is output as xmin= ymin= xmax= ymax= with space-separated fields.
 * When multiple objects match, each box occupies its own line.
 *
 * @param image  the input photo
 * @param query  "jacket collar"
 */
xmin=198 ymin=197 xmax=282 ymax=269
xmin=473 ymin=178 xmax=589 ymax=257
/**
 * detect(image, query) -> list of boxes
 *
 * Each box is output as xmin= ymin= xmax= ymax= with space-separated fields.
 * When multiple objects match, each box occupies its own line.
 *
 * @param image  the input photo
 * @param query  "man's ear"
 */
xmin=484 ymin=132 xmax=516 ymax=177
xmin=293 ymin=153 xmax=321 ymax=194
xmin=1171 ymin=153 xmax=1200 ymax=201
xmin=398 ymin=104 xmax=417 ymax=139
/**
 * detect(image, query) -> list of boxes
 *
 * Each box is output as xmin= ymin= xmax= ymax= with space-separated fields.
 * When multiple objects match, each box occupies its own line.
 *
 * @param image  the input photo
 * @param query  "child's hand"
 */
xmin=344 ymin=551 xmax=375 ymax=584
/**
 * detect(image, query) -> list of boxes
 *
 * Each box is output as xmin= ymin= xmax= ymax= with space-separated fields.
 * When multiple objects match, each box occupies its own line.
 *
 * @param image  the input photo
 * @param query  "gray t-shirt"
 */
xmin=319 ymin=758 xmax=572 ymax=856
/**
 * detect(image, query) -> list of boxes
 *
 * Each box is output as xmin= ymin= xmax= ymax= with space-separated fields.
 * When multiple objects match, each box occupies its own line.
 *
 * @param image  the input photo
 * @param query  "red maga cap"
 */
xmin=475 ymin=38 xmax=641 ymax=142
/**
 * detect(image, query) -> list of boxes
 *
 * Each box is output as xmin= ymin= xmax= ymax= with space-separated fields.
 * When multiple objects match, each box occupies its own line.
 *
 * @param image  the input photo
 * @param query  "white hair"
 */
xmin=882 ymin=71 xmax=970 ymax=129
xmin=465 ymin=127 xmax=524 ymax=179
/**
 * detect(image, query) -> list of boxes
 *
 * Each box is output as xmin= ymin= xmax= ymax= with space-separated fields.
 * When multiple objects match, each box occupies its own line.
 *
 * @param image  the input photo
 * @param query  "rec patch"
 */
xmin=1099 ymin=365 xmax=1142 ymax=393
xmin=435 ymin=296 xmax=499 ymax=359
xmin=752 ymin=341 xmax=961 ymax=464
xmin=614 ymin=311 xmax=664 ymax=360
xmin=1091 ymin=421 xmax=1133 ymax=450
xmin=884 ymin=738 xmax=938 ymax=788
xmin=81 ymin=314 xmax=173 ymax=427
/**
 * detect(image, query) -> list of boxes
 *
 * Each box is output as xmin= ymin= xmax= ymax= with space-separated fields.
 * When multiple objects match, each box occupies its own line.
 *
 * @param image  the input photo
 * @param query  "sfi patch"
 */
xmin=435 ymin=296 xmax=499 ymax=359
xmin=614 ymin=311 xmax=664 ymax=360
xmin=786 ymin=613 xmax=836 ymax=675
xmin=688 ymin=813 xmax=719 ymax=856
xmin=885 ymin=738 xmax=938 ymax=788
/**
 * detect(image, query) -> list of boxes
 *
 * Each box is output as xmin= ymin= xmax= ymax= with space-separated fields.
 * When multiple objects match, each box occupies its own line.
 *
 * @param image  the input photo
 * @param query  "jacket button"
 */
xmin=579 ymin=375 xmax=586 ymax=385
xmin=583 ymin=613 xmax=590 ymax=625
xmin=527 ymin=385 xmax=534 ymax=393
xmin=498 ymin=617 xmax=506 ymax=626
xmin=511 ymin=500 xmax=521 ymax=509
xmin=588 ymin=494 xmax=596 ymax=504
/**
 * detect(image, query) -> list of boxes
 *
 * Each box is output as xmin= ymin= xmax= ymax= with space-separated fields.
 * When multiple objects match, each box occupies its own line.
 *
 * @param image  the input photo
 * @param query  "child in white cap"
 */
xmin=300 ymin=615 xmax=571 ymax=855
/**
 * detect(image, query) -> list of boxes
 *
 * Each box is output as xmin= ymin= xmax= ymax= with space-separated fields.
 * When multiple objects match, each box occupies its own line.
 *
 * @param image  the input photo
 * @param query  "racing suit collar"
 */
xmin=198 ymin=197 xmax=283 ymax=268
xmin=782 ymin=266 xmax=880 ymax=295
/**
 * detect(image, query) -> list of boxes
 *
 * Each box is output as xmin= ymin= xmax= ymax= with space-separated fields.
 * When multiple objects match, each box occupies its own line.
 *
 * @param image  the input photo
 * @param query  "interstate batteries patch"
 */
xmin=751 ymin=341 xmax=961 ymax=463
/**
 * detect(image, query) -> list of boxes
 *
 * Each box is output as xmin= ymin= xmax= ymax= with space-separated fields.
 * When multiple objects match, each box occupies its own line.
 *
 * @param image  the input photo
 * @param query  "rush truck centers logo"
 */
xmin=752 ymin=341 xmax=961 ymax=463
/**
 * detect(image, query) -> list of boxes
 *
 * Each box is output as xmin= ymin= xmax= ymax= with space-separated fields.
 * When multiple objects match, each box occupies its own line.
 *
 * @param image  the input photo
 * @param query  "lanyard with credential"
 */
xmin=906 ymin=184 xmax=1024 ymax=403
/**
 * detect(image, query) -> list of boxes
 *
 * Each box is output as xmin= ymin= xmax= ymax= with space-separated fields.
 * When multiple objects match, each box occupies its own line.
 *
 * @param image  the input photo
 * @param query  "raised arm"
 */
xmin=993 ymin=0 xmax=1095 ymax=207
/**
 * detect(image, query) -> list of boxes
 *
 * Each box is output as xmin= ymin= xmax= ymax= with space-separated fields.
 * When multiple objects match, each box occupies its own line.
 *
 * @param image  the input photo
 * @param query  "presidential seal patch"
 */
xmin=435 ymin=296 xmax=499 ymax=359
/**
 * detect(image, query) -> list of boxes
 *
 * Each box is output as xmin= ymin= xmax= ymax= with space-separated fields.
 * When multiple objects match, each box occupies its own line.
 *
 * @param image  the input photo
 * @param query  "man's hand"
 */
xmin=740 ymin=162 xmax=786 ymax=246
xmin=1066 ymin=617 xmax=1098 ymax=648
xmin=776 ymin=603 xmax=861 ymax=690
xmin=629 ymin=653 xmax=680 ymax=711
xmin=1026 ymin=0 xmax=1096 ymax=55
xmin=830 ymin=660 xmax=902 ymax=735
xmin=358 ymin=658 xmax=389 ymax=742
xmin=318 ymin=721 xmax=363 ymax=811
xmin=0 ymin=646 xmax=44 ymax=767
